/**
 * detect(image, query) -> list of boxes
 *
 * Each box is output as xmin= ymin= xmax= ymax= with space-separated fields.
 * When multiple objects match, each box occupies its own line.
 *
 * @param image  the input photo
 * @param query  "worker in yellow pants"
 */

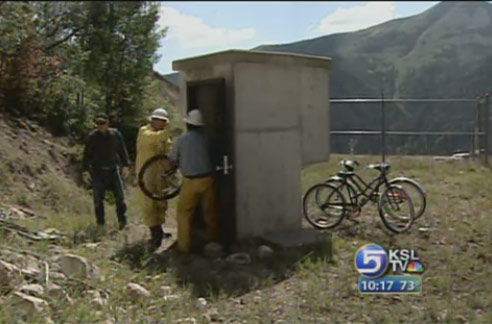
xmin=169 ymin=109 xmax=220 ymax=253
xmin=177 ymin=176 xmax=219 ymax=253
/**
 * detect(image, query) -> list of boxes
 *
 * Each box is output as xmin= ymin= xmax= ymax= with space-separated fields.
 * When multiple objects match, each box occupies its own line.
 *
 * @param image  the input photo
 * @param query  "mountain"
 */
xmin=262 ymin=2 xmax=492 ymax=153
xmin=256 ymin=2 xmax=492 ymax=98
xmin=163 ymin=2 xmax=492 ymax=154
xmin=162 ymin=72 xmax=181 ymax=87
xmin=254 ymin=2 xmax=492 ymax=154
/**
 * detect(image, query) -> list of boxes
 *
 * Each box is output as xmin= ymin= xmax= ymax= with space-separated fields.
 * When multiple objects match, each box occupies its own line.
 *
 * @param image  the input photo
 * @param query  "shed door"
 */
xmin=187 ymin=78 xmax=236 ymax=247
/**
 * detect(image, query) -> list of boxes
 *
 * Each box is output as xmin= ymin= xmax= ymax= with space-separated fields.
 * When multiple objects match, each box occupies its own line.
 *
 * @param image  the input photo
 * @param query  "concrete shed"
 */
xmin=172 ymin=49 xmax=331 ymax=245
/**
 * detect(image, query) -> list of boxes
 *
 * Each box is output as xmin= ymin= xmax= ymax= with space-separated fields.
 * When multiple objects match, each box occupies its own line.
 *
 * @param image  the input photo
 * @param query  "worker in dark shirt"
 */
xmin=82 ymin=113 xmax=131 ymax=230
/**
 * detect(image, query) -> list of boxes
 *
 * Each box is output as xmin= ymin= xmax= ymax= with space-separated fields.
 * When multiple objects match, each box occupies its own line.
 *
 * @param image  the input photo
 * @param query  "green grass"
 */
xmin=1 ymin=154 xmax=492 ymax=323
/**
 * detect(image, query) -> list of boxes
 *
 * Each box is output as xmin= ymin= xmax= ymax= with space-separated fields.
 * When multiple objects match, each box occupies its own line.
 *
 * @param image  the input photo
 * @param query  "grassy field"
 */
xmin=1 ymin=153 xmax=492 ymax=324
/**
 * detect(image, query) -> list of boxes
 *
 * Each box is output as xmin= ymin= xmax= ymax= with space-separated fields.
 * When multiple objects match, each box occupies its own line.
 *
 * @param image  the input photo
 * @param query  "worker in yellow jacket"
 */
xmin=135 ymin=108 xmax=173 ymax=251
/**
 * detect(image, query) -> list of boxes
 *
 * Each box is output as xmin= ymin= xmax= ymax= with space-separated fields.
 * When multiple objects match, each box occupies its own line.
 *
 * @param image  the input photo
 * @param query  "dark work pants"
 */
xmin=91 ymin=168 xmax=127 ymax=226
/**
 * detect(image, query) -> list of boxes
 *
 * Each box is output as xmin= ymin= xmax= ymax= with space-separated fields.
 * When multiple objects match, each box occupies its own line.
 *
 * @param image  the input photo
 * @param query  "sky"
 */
xmin=154 ymin=1 xmax=439 ymax=75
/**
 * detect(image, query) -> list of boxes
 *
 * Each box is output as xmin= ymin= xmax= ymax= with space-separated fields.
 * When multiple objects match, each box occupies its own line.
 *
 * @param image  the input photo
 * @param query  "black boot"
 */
xmin=148 ymin=225 xmax=164 ymax=251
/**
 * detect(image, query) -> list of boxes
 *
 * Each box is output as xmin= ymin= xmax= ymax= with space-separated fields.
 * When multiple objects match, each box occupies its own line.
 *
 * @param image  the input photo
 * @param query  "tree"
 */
xmin=0 ymin=1 xmax=166 ymax=143
xmin=80 ymin=1 xmax=165 ymax=128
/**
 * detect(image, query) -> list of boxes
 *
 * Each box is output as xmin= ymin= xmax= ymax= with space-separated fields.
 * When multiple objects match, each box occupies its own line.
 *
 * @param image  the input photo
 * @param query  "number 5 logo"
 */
xmin=355 ymin=244 xmax=388 ymax=279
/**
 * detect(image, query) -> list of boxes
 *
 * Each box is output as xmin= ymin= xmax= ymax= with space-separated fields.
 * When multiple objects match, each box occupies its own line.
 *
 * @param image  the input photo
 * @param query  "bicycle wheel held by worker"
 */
xmin=138 ymin=154 xmax=182 ymax=201
xmin=303 ymin=183 xmax=347 ymax=229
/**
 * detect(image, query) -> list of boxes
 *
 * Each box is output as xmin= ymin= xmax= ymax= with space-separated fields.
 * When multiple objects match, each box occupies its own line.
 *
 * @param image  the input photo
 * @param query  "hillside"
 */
xmin=1 ymin=114 xmax=492 ymax=322
xmin=151 ymin=71 xmax=184 ymax=136
xmin=252 ymin=2 xmax=492 ymax=154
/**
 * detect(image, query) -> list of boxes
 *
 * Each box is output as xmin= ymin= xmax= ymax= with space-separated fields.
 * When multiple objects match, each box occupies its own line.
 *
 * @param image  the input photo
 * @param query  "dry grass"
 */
xmin=1 ymin=151 xmax=492 ymax=323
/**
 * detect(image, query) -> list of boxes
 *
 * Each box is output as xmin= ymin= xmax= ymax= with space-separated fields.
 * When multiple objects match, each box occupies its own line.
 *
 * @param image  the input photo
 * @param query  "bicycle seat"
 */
xmin=368 ymin=163 xmax=391 ymax=172
xmin=339 ymin=159 xmax=359 ymax=172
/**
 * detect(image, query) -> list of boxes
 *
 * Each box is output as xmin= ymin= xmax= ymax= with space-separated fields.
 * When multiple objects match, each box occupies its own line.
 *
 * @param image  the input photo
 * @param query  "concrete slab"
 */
xmin=259 ymin=228 xmax=332 ymax=249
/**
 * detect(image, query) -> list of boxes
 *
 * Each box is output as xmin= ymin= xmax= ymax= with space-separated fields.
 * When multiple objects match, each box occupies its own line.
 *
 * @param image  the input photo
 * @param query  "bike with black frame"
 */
xmin=303 ymin=159 xmax=417 ymax=234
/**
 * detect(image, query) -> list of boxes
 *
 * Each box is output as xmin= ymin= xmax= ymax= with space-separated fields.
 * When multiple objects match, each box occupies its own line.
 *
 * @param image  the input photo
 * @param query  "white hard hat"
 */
xmin=150 ymin=108 xmax=169 ymax=121
xmin=184 ymin=109 xmax=204 ymax=126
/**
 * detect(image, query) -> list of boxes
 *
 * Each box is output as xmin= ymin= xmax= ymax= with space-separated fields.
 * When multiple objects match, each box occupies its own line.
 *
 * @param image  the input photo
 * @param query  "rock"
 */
xmin=126 ymin=283 xmax=151 ymax=298
xmin=203 ymin=242 xmax=224 ymax=259
xmin=91 ymin=264 xmax=102 ymax=279
xmin=9 ymin=253 xmax=42 ymax=278
xmin=202 ymin=308 xmax=220 ymax=322
xmin=19 ymin=284 xmax=45 ymax=297
xmin=46 ymin=284 xmax=73 ymax=306
xmin=160 ymin=285 xmax=172 ymax=295
xmin=12 ymin=292 xmax=48 ymax=314
xmin=163 ymin=295 xmax=180 ymax=302
xmin=57 ymin=254 xmax=91 ymax=279
xmin=46 ymin=283 xmax=65 ymax=300
xmin=197 ymin=297 xmax=207 ymax=308
xmin=0 ymin=259 xmax=23 ymax=292
xmin=81 ymin=243 xmax=101 ymax=249
xmin=49 ymin=271 xmax=67 ymax=281
xmin=226 ymin=253 xmax=251 ymax=265
xmin=257 ymin=245 xmax=274 ymax=259
xmin=87 ymin=290 xmax=107 ymax=310
xmin=44 ymin=228 xmax=62 ymax=236
xmin=92 ymin=295 xmax=107 ymax=309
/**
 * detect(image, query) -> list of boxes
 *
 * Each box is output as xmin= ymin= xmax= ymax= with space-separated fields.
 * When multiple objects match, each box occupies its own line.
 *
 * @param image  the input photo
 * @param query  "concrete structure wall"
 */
xmin=234 ymin=63 xmax=303 ymax=238
xmin=233 ymin=63 xmax=300 ymax=131
xmin=235 ymin=131 xmax=301 ymax=238
xmin=299 ymin=67 xmax=330 ymax=165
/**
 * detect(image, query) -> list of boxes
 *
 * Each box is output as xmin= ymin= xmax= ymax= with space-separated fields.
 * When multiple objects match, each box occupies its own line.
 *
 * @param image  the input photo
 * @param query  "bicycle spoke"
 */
xmin=303 ymin=183 xmax=346 ymax=229
xmin=379 ymin=185 xmax=415 ymax=233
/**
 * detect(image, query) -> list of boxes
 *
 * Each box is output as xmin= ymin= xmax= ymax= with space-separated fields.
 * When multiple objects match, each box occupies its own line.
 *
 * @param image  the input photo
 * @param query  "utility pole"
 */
xmin=472 ymin=97 xmax=479 ymax=160
xmin=381 ymin=88 xmax=386 ymax=163
xmin=485 ymin=93 xmax=490 ymax=166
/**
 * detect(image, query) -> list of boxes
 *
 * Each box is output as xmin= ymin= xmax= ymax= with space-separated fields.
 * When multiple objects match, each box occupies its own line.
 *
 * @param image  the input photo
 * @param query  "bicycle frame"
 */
xmin=334 ymin=170 xmax=391 ymax=209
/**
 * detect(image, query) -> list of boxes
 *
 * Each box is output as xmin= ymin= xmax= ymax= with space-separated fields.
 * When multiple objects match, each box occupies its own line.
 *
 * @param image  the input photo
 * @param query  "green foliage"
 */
xmin=0 ymin=1 xmax=166 ymax=142
xmin=80 ymin=2 xmax=166 ymax=127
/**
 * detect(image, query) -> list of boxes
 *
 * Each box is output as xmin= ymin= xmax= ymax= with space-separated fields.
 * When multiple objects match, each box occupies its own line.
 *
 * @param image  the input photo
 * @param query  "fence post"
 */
xmin=473 ymin=97 xmax=480 ymax=160
xmin=485 ymin=93 xmax=490 ymax=166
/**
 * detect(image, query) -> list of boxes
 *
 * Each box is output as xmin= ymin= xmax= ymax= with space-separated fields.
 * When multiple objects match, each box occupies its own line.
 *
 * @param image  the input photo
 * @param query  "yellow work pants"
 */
xmin=177 ymin=176 xmax=219 ymax=253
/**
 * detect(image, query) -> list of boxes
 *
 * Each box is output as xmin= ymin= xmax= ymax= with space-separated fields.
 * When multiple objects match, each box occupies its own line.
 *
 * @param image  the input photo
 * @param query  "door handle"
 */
xmin=216 ymin=155 xmax=233 ymax=175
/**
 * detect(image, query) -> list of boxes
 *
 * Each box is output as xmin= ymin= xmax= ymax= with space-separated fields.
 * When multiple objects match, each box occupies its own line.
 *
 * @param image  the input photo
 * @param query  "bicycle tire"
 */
xmin=303 ymin=183 xmax=347 ymax=229
xmin=388 ymin=177 xmax=426 ymax=220
xmin=378 ymin=184 xmax=415 ymax=234
xmin=323 ymin=177 xmax=360 ymax=216
xmin=138 ymin=154 xmax=182 ymax=201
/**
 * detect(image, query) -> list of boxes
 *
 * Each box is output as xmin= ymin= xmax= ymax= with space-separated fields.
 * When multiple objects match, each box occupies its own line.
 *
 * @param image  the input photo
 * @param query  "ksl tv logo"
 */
xmin=355 ymin=243 xmax=425 ymax=278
